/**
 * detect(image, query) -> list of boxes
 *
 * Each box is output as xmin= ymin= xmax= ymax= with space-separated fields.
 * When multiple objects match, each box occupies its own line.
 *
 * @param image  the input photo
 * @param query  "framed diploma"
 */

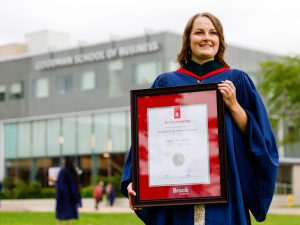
xmin=130 ymin=83 xmax=228 ymax=207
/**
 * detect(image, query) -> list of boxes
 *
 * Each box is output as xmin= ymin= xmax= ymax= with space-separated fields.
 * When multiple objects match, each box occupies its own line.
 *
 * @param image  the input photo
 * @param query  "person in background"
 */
xmin=56 ymin=156 xmax=82 ymax=225
xmin=93 ymin=180 xmax=105 ymax=210
xmin=120 ymin=12 xmax=278 ymax=225
xmin=106 ymin=182 xmax=116 ymax=206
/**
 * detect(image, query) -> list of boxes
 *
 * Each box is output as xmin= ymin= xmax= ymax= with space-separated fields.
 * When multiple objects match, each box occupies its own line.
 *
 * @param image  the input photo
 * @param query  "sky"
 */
xmin=1 ymin=0 xmax=300 ymax=56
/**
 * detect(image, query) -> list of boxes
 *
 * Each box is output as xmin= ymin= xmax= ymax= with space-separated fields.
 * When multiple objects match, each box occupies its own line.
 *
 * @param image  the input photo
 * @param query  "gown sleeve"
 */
xmin=234 ymin=72 xmax=279 ymax=221
xmin=120 ymin=148 xmax=133 ymax=197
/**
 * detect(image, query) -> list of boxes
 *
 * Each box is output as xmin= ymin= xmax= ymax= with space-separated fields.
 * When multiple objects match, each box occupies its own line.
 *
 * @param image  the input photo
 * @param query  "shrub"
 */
xmin=81 ymin=186 xmax=93 ymax=198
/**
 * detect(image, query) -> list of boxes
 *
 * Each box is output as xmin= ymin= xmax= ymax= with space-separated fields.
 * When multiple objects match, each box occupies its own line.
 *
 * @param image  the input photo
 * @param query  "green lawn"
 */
xmin=252 ymin=214 xmax=300 ymax=225
xmin=0 ymin=212 xmax=299 ymax=225
xmin=0 ymin=212 xmax=143 ymax=225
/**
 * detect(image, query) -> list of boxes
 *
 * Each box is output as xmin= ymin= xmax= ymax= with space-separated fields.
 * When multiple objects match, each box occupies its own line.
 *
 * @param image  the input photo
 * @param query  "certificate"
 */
xmin=148 ymin=104 xmax=209 ymax=186
xmin=130 ymin=83 xmax=228 ymax=207
xmin=48 ymin=167 xmax=61 ymax=186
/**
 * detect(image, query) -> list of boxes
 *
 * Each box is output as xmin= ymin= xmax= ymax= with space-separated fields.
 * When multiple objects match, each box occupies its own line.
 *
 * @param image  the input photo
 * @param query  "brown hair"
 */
xmin=176 ymin=12 xmax=229 ymax=68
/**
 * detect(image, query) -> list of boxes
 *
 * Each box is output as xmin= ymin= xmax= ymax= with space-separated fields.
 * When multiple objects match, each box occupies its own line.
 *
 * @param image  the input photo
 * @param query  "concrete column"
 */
xmin=31 ymin=158 xmax=36 ymax=182
xmin=91 ymin=154 xmax=98 ymax=184
xmin=292 ymin=165 xmax=300 ymax=197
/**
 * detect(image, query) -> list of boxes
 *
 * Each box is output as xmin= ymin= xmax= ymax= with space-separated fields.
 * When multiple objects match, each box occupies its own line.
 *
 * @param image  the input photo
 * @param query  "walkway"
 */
xmin=0 ymin=198 xmax=132 ymax=213
xmin=0 ymin=198 xmax=299 ymax=215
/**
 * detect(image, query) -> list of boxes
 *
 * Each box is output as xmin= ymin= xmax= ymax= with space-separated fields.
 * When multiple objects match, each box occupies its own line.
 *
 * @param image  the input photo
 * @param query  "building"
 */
xmin=0 ymin=31 xmax=299 ymax=197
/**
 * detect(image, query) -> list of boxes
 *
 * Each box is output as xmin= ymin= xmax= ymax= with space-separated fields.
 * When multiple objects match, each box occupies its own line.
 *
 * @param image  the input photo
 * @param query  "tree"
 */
xmin=258 ymin=56 xmax=300 ymax=144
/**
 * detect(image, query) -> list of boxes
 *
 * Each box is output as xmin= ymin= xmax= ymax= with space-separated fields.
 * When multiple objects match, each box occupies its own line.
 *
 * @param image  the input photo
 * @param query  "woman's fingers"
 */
xmin=127 ymin=183 xmax=141 ymax=210
xmin=218 ymin=80 xmax=237 ymax=106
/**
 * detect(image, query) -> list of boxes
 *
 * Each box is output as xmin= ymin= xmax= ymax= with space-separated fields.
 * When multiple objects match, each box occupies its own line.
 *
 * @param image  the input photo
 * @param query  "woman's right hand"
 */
xmin=127 ymin=182 xmax=140 ymax=210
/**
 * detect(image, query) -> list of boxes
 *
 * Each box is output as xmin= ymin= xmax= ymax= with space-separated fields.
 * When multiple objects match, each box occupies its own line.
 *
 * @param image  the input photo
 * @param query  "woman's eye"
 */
xmin=195 ymin=31 xmax=204 ymax=35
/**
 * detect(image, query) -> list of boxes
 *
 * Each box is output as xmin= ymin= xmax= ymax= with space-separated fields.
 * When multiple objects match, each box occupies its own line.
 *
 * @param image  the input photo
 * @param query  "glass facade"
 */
xmin=32 ymin=120 xmax=46 ymax=157
xmin=3 ymin=109 xmax=129 ymax=186
xmin=94 ymin=114 xmax=109 ymax=153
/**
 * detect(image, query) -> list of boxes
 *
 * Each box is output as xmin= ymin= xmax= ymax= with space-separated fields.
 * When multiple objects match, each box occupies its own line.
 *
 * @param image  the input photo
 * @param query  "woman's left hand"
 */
xmin=218 ymin=80 xmax=238 ymax=109
xmin=218 ymin=80 xmax=248 ymax=133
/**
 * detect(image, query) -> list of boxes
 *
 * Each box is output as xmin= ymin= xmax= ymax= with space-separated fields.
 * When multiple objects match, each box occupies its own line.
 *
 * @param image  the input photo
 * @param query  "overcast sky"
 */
xmin=1 ymin=0 xmax=300 ymax=56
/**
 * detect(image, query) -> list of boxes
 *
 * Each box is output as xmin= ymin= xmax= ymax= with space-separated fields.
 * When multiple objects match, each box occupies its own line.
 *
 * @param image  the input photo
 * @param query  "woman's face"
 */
xmin=189 ymin=16 xmax=219 ymax=64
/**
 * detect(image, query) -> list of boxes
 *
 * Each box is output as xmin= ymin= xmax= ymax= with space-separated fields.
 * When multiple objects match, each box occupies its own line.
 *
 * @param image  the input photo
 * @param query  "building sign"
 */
xmin=34 ymin=41 xmax=160 ymax=70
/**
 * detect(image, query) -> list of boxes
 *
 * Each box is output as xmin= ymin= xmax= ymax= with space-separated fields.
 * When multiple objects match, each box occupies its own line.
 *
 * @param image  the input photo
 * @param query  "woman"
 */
xmin=121 ymin=12 xmax=279 ymax=225
xmin=93 ymin=180 xmax=104 ymax=210
xmin=56 ymin=156 xmax=82 ymax=225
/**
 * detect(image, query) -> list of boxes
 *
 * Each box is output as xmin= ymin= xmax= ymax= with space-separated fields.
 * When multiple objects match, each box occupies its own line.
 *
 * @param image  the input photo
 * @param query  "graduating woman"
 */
xmin=121 ymin=12 xmax=279 ymax=225
xmin=56 ymin=156 xmax=82 ymax=225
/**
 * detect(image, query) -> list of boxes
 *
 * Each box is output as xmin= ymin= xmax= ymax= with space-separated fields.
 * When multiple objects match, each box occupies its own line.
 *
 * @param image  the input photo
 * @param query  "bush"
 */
xmin=81 ymin=186 xmax=93 ymax=198
xmin=41 ymin=187 xmax=56 ymax=198
xmin=2 ymin=177 xmax=15 ymax=198
xmin=2 ymin=177 xmax=54 ymax=199
xmin=27 ymin=181 xmax=42 ymax=198
xmin=13 ymin=179 xmax=29 ymax=199
xmin=1 ymin=172 xmax=123 ymax=199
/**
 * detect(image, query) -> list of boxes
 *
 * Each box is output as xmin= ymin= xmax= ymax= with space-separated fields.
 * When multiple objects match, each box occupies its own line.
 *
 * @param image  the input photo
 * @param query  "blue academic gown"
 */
xmin=121 ymin=68 xmax=279 ymax=225
xmin=56 ymin=167 xmax=82 ymax=220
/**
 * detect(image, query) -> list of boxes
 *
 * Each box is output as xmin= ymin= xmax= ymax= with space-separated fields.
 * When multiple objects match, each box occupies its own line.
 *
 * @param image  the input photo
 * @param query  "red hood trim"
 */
xmin=176 ymin=67 xmax=230 ymax=81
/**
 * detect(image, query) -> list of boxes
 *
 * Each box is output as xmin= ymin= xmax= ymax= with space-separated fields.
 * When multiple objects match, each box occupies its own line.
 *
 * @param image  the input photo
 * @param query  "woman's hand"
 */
xmin=218 ymin=80 xmax=248 ymax=134
xmin=218 ymin=80 xmax=238 ymax=109
xmin=127 ymin=183 xmax=141 ymax=210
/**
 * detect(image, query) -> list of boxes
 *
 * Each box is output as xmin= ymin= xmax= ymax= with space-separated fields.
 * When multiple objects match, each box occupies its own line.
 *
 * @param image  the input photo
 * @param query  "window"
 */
xmin=56 ymin=74 xmax=72 ymax=95
xmin=94 ymin=113 xmax=109 ymax=153
xmin=32 ymin=120 xmax=46 ymax=157
xmin=108 ymin=60 xmax=123 ymax=98
xmin=110 ymin=112 xmax=126 ymax=152
xmin=133 ymin=61 xmax=161 ymax=85
xmin=81 ymin=71 xmax=96 ymax=91
xmin=62 ymin=117 xmax=76 ymax=155
xmin=77 ymin=116 xmax=92 ymax=154
xmin=0 ymin=85 xmax=6 ymax=101
xmin=18 ymin=122 xmax=31 ymax=158
xmin=33 ymin=78 xmax=49 ymax=98
xmin=47 ymin=119 xmax=60 ymax=156
xmin=4 ymin=123 xmax=18 ymax=159
xmin=10 ymin=81 xmax=24 ymax=100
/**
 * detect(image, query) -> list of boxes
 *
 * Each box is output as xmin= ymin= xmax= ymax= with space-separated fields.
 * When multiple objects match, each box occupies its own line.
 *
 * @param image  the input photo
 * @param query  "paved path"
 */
xmin=0 ymin=198 xmax=132 ymax=213
xmin=0 ymin=198 xmax=300 ymax=215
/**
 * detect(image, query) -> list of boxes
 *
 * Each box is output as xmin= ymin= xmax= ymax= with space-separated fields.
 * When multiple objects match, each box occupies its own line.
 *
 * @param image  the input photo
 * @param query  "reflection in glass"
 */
xmin=18 ymin=122 xmax=31 ymax=158
xmin=32 ymin=120 xmax=46 ymax=157
xmin=62 ymin=117 xmax=76 ymax=155
xmin=77 ymin=116 xmax=92 ymax=154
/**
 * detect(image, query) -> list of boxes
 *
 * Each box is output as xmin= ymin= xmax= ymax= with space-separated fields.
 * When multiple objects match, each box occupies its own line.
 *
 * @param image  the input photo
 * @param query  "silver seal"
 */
xmin=172 ymin=153 xmax=185 ymax=167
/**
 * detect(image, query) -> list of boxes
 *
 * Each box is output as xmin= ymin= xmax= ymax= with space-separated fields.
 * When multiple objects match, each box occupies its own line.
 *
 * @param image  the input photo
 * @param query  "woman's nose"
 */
xmin=203 ymin=32 xmax=210 ymax=40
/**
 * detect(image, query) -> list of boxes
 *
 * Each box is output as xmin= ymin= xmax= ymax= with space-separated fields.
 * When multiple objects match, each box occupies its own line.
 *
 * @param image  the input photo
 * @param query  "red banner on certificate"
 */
xmin=130 ymin=83 xmax=228 ymax=207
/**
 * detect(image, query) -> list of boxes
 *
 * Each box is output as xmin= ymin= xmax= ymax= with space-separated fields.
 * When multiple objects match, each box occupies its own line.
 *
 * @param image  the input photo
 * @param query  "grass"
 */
xmin=0 ymin=212 xmax=144 ymax=225
xmin=0 ymin=212 xmax=299 ymax=225
xmin=252 ymin=214 xmax=300 ymax=225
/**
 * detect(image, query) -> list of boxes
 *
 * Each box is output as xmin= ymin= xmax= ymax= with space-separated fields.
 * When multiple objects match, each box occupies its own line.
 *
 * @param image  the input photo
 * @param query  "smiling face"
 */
xmin=189 ymin=16 xmax=220 ymax=65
